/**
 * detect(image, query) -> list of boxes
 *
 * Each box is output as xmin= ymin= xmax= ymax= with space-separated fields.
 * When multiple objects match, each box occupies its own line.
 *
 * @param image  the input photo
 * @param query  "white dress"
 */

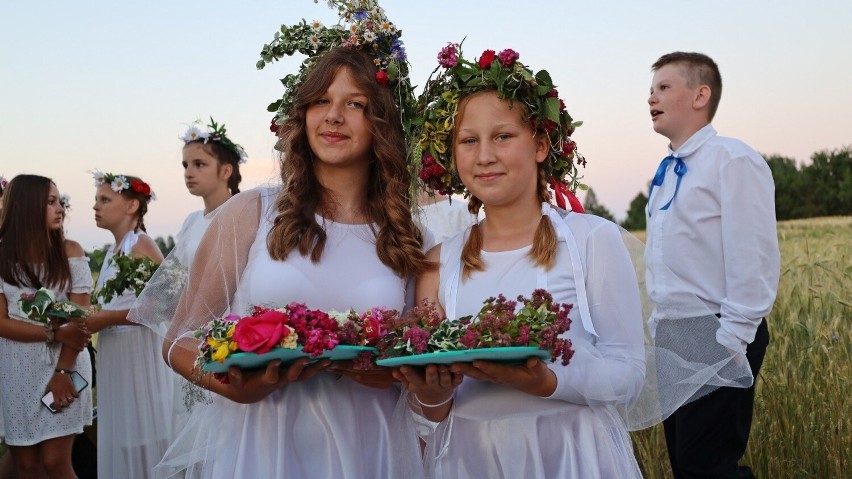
xmin=0 ymin=257 xmax=94 ymax=446
xmin=173 ymin=209 xmax=214 ymax=270
xmin=415 ymin=198 xmax=478 ymax=244
xmin=162 ymin=188 xmax=422 ymax=478
xmin=96 ymin=231 xmax=174 ymax=479
xmin=424 ymin=204 xmax=646 ymax=478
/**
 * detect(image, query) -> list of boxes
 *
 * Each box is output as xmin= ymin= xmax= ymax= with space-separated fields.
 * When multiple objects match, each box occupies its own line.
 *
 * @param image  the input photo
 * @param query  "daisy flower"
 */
xmin=92 ymin=170 xmax=106 ymax=186
xmin=110 ymin=175 xmax=128 ymax=192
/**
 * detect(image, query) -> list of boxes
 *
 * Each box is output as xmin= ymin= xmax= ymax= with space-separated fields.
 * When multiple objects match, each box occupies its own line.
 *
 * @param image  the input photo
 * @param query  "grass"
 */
xmin=632 ymin=216 xmax=852 ymax=478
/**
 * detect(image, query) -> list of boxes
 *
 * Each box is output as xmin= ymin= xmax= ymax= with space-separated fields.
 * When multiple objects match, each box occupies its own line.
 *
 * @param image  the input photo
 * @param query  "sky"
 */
xmin=2 ymin=0 xmax=850 ymax=250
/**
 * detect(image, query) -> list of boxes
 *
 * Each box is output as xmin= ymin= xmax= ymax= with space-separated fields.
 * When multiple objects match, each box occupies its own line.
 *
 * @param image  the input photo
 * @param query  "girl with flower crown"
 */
xmin=135 ymin=46 xmax=430 ymax=478
xmin=394 ymin=46 xmax=647 ymax=478
xmin=0 ymin=174 xmax=93 ymax=479
xmin=84 ymin=172 xmax=172 ymax=479
xmin=175 ymin=118 xmax=245 ymax=269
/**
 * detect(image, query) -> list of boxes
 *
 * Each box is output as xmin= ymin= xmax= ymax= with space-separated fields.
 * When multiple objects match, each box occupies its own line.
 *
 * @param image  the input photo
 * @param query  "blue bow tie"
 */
xmin=647 ymin=155 xmax=687 ymax=216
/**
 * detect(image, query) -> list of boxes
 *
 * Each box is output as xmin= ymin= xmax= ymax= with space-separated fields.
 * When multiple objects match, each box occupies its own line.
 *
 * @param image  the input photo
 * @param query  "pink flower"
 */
xmin=478 ymin=49 xmax=496 ymax=69
xmin=437 ymin=43 xmax=459 ymax=68
xmin=497 ymin=49 xmax=519 ymax=68
xmin=375 ymin=71 xmax=389 ymax=87
xmin=232 ymin=310 xmax=287 ymax=354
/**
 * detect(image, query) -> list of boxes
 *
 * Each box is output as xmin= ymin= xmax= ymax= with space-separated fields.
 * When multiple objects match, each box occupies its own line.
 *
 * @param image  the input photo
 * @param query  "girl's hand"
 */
xmin=450 ymin=357 xmax=557 ymax=397
xmin=45 ymin=372 xmax=79 ymax=413
xmin=224 ymin=358 xmax=331 ymax=404
xmin=326 ymin=361 xmax=395 ymax=389
xmin=54 ymin=322 xmax=91 ymax=351
xmin=393 ymin=364 xmax=462 ymax=405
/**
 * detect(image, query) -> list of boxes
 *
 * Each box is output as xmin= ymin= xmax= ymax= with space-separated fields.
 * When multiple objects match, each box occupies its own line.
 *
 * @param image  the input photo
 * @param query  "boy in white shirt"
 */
xmin=645 ymin=51 xmax=780 ymax=478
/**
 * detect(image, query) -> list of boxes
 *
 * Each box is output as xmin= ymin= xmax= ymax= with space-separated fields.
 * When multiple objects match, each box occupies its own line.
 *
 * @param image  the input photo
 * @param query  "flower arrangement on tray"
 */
xmin=195 ymin=303 xmax=397 ymax=379
xmin=376 ymin=289 xmax=575 ymax=366
xmin=95 ymin=255 xmax=159 ymax=304
xmin=18 ymin=288 xmax=88 ymax=324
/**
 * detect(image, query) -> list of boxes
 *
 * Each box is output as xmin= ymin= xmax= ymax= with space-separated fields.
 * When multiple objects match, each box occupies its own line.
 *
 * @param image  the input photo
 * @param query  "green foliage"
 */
xmin=632 ymin=217 xmax=852 ymax=478
xmin=582 ymin=188 xmax=615 ymax=222
xmin=86 ymin=245 xmax=109 ymax=273
xmin=155 ymin=235 xmax=175 ymax=257
xmin=621 ymin=191 xmax=648 ymax=232
xmin=94 ymin=256 xmax=159 ymax=304
xmin=766 ymin=146 xmax=852 ymax=220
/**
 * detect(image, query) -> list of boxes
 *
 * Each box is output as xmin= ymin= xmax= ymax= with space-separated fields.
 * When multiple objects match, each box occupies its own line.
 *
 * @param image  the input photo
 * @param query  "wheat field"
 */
xmin=632 ymin=216 xmax=852 ymax=478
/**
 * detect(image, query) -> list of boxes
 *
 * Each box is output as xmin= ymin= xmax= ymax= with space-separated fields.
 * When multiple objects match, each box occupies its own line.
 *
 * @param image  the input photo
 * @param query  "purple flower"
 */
xmin=497 ymin=48 xmax=519 ymax=68
xmin=354 ymin=10 xmax=368 ymax=20
xmin=437 ymin=43 xmax=459 ymax=68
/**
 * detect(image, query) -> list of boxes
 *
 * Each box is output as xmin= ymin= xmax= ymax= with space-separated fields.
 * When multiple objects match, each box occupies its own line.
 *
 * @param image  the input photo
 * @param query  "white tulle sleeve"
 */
xmin=546 ymin=220 xmax=645 ymax=407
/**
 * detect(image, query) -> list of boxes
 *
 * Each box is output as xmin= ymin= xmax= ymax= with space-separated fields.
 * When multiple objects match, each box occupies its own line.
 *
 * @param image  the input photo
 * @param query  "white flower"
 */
xmin=150 ymin=191 xmax=157 ymax=201
xmin=308 ymin=35 xmax=320 ymax=47
xmin=59 ymin=193 xmax=71 ymax=211
xmin=237 ymin=148 xmax=248 ymax=165
xmin=310 ymin=19 xmax=323 ymax=32
xmin=362 ymin=29 xmax=376 ymax=43
xmin=110 ymin=175 xmax=128 ymax=192
xmin=327 ymin=310 xmax=351 ymax=328
xmin=92 ymin=170 xmax=106 ymax=186
xmin=181 ymin=125 xmax=209 ymax=143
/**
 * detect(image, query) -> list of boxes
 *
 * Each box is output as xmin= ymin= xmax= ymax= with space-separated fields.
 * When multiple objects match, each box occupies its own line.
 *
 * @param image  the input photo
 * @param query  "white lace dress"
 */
xmin=95 ymin=231 xmax=174 ymax=479
xmin=422 ymin=205 xmax=646 ymax=478
xmin=160 ymin=188 xmax=423 ymax=479
xmin=0 ymin=257 xmax=93 ymax=446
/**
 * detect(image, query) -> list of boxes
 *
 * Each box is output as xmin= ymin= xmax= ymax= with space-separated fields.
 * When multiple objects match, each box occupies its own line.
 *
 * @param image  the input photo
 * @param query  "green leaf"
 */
xmin=267 ymin=100 xmax=283 ymax=113
xmin=543 ymin=97 xmax=561 ymax=122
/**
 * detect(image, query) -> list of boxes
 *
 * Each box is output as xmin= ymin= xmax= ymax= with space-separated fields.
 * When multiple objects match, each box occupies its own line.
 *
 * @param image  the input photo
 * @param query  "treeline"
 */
xmin=586 ymin=146 xmax=852 ymax=231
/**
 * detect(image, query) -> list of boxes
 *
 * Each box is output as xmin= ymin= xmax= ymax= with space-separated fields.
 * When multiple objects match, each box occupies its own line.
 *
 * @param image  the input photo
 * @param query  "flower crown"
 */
xmin=180 ymin=117 xmax=248 ymax=165
xmin=258 ymin=0 xmax=415 ymax=148
xmin=412 ymin=43 xmax=587 ymax=210
xmin=91 ymin=171 xmax=156 ymax=202
xmin=0 ymin=175 xmax=7 ymax=193
xmin=59 ymin=193 xmax=71 ymax=212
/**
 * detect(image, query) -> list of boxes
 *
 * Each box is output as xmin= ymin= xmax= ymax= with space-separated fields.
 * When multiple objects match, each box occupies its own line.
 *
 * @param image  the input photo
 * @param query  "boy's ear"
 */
xmin=692 ymin=85 xmax=712 ymax=111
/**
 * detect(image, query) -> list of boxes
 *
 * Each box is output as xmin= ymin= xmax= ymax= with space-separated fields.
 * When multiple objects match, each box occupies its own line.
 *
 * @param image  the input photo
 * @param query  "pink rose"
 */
xmin=497 ymin=49 xmax=519 ymax=68
xmin=232 ymin=309 xmax=287 ymax=354
xmin=478 ymin=49 xmax=496 ymax=69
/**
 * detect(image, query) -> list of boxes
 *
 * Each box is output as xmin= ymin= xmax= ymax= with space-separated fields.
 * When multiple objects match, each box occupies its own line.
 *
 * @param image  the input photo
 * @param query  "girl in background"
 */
xmin=84 ymin=172 xmax=170 ymax=479
xmin=175 ymin=118 xmax=245 ymax=269
xmin=0 ymin=175 xmax=93 ymax=479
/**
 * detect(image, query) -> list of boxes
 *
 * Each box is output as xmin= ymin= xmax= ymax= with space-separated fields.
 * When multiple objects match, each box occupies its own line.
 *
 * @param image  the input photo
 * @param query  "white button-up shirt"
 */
xmin=645 ymin=124 xmax=780 ymax=352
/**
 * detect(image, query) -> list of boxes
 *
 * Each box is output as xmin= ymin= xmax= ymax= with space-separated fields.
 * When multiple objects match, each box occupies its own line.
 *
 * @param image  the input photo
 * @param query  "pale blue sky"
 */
xmin=2 ymin=0 xmax=850 ymax=249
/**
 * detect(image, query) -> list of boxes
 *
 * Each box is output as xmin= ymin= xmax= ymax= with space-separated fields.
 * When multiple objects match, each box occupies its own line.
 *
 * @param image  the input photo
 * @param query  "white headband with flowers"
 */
xmin=91 ymin=170 xmax=157 ymax=202
xmin=180 ymin=117 xmax=248 ymax=165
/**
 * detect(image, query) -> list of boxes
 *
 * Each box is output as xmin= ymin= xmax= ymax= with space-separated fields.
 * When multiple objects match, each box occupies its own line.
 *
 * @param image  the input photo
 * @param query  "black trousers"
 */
xmin=663 ymin=318 xmax=769 ymax=479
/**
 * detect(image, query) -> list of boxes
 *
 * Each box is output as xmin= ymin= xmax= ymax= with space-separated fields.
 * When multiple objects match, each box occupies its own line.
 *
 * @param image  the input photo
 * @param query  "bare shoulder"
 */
xmin=131 ymin=234 xmax=165 ymax=263
xmin=63 ymin=239 xmax=86 ymax=258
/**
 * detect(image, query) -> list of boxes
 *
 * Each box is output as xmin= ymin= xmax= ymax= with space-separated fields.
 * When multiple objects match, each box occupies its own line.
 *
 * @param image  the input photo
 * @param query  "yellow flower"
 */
xmin=207 ymin=338 xmax=233 ymax=362
xmin=280 ymin=328 xmax=298 ymax=349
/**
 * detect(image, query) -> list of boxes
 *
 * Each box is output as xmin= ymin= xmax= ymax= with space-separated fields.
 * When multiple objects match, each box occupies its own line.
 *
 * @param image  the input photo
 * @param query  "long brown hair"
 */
xmin=0 ymin=175 xmax=72 ymax=289
xmin=267 ymin=47 xmax=430 ymax=278
xmin=456 ymin=93 xmax=558 ymax=279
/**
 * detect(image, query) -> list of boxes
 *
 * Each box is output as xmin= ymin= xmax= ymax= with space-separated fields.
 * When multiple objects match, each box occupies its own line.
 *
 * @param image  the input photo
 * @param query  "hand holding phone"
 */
xmin=41 ymin=370 xmax=88 ymax=413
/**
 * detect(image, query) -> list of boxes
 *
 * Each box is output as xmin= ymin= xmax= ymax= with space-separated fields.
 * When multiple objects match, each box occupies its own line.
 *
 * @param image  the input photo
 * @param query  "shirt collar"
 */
xmin=668 ymin=124 xmax=717 ymax=159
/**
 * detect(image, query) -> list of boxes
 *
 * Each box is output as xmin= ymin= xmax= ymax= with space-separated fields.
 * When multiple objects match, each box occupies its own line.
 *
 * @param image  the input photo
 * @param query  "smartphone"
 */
xmin=41 ymin=371 xmax=89 ymax=413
